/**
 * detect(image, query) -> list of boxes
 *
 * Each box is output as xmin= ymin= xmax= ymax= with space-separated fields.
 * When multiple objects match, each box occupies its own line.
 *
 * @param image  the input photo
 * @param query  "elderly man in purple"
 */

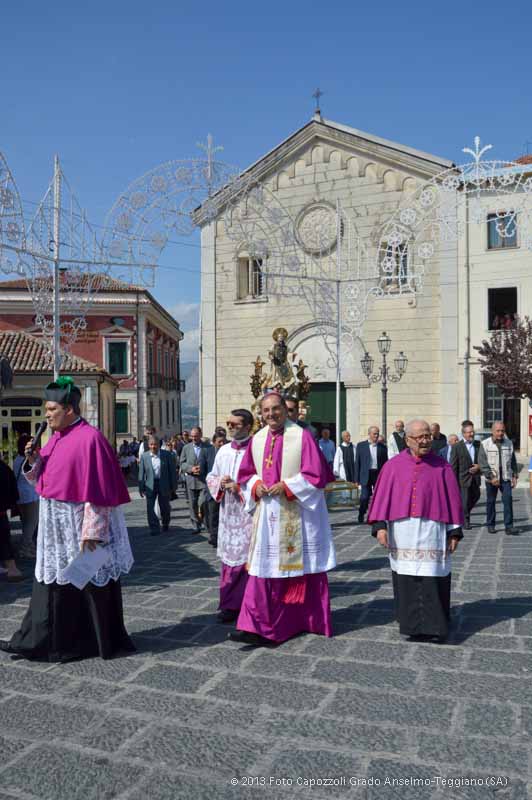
xmin=229 ymin=392 xmax=336 ymax=647
xmin=368 ymin=418 xmax=464 ymax=643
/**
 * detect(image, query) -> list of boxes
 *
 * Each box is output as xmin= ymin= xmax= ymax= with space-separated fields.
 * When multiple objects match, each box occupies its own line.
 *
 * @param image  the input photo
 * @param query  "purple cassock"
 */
xmin=236 ymin=425 xmax=336 ymax=643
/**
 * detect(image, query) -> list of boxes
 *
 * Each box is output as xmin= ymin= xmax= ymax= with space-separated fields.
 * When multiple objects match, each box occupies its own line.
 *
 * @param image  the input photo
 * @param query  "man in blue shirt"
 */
xmin=318 ymin=428 xmax=336 ymax=467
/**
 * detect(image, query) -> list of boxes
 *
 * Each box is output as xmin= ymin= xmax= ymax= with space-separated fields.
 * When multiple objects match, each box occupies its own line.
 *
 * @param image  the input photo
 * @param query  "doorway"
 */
xmin=483 ymin=379 xmax=521 ymax=449
xmin=307 ymin=382 xmax=346 ymax=445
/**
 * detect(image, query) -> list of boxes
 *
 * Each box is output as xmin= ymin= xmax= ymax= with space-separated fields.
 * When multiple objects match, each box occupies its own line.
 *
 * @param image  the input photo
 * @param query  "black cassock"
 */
xmin=2 ymin=579 xmax=134 ymax=663
xmin=372 ymin=521 xmax=462 ymax=640
xmin=339 ymin=443 xmax=356 ymax=483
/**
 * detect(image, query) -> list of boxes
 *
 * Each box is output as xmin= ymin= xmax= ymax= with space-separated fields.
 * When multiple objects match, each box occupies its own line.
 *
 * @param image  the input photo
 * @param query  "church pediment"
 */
xmin=242 ymin=116 xmax=454 ymax=190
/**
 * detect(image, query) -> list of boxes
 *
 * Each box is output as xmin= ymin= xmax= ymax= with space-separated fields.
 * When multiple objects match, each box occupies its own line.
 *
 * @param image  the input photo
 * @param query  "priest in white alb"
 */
xmin=206 ymin=408 xmax=254 ymax=624
xmin=229 ymin=392 xmax=336 ymax=646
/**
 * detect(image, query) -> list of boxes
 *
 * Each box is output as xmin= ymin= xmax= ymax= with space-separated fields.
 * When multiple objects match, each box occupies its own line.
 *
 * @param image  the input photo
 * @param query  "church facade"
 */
xmin=199 ymin=115 xmax=532 ymax=455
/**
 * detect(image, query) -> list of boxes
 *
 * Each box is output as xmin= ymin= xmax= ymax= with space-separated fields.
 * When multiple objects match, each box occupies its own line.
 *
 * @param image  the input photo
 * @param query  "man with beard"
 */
xmin=206 ymin=410 xmax=254 ymax=623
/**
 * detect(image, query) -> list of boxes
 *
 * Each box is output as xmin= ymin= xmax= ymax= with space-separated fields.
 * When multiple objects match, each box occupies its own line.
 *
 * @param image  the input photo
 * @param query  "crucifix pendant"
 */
xmin=265 ymin=435 xmax=276 ymax=469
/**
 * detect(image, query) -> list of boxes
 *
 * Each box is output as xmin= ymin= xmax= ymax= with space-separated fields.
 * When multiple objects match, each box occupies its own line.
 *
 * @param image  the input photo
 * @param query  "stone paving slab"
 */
xmin=0 ymin=488 xmax=531 ymax=798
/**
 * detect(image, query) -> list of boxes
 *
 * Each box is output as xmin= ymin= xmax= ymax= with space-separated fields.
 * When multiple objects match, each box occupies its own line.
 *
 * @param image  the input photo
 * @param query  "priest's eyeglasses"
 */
xmin=407 ymin=433 xmax=432 ymax=442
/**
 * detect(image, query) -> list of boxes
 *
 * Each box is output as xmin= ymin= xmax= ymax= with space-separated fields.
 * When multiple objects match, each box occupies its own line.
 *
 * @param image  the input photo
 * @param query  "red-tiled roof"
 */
xmin=514 ymin=155 xmax=532 ymax=165
xmin=0 ymin=273 xmax=143 ymax=292
xmin=0 ymin=330 xmax=104 ymax=374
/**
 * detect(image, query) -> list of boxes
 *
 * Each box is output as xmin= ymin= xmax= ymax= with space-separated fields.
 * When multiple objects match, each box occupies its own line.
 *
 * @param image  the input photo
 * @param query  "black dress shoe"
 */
xmin=217 ymin=609 xmax=239 ymax=624
xmin=0 ymin=640 xmax=14 ymax=653
xmin=488 ymin=526 xmax=496 ymax=534
xmin=505 ymin=527 xmax=518 ymax=535
xmin=162 ymin=525 xmax=169 ymax=532
xmin=227 ymin=631 xmax=276 ymax=647
xmin=464 ymin=524 xmax=472 ymax=530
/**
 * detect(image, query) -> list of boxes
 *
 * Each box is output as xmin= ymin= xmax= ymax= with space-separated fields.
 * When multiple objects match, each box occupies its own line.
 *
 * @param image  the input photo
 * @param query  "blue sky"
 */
xmin=2 ymin=0 xmax=531 ymax=358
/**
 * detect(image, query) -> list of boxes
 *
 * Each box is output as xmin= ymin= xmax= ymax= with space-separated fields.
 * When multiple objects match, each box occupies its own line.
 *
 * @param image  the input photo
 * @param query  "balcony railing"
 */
xmin=147 ymin=373 xmax=181 ymax=391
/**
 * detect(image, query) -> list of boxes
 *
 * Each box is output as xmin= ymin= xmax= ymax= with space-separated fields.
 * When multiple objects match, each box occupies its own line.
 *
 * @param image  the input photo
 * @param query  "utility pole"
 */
xmin=335 ymin=199 xmax=342 ymax=443
xmin=52 ymin=155 xmax=62 ymax=380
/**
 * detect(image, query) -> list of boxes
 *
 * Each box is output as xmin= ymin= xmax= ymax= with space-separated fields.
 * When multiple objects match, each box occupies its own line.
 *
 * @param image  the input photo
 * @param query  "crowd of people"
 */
xmin=328 ymin=418 xmax=519 ymax=534
xmin=0 ymin=377 xmax=528 ymax=661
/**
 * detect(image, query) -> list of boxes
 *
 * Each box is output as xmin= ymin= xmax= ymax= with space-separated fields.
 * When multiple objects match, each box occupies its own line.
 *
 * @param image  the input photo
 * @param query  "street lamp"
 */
xmin=361 ymin=331 xmax=408 ymax=437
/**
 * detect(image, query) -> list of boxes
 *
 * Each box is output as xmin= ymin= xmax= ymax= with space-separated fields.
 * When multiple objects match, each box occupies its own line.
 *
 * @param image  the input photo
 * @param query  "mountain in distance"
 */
xmin=180 ymin=360 xmax=199 ymax=429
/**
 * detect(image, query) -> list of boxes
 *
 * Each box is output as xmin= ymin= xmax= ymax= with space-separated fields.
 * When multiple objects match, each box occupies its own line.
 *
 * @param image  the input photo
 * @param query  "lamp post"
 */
xmin=361 ymin=332 xmax=408 ymax=438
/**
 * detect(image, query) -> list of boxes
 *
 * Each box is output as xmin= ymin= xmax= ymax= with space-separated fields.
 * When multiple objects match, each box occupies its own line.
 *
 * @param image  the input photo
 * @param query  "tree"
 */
xmin=474 ymin=315 xmax=532 ymax=398
xmin=0 ymin=355 xmax=13 ymax=393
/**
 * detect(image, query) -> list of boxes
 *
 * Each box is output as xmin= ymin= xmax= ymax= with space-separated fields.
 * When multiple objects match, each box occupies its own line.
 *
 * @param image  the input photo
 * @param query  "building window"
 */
xmin=172 ymin=398 xmax=175 ymax=423
xmin=381 ymin=243 xmax=408 ymax=289
xmin=483 ymin=376 xmax=521 ymax=449
xmin=487 ymin=212 xmax=517 ymax=249
xmin=164 ymin=350 xmax=169 ymax=376
xmin=107 ymin=341 xmax=128 ymax=375
xmin=237 ymin=257 xmax=264 ymax=300
xmin=149 ymin=400 xmax=154 ymax=426
xmin=159 ymin=399 xmax=163 ymax=427
xmin=115 ymin=402 xmax=129 ymax=434
xmin=488 ymin=287 xmax=517 ymax=330
xmin=157 ymin=346 xmax=162 ymax=373
xmin=148 ymin=342 xmax=154 ymax=373
xmin=166 ymin=399 xmax=169 ymax=426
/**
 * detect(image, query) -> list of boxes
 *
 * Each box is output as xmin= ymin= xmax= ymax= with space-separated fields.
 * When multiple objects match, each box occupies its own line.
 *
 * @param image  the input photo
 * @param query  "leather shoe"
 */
xmin=505 ymin=527 xmax=518 ymax=535
xmin=488 ymin=526 xmax=496 ymax=534
xmin=463 ymin=524 xmax=472 ymax=530
xmin=227 ymin=631 xmax=276 ymax=647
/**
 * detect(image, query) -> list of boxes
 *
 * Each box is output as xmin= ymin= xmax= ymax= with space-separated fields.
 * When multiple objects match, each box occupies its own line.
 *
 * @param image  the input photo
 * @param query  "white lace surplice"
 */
xmin=242 ymin=472 xmax=337 ymax=579
xmin=206 ymin=443 xmax=253 ymax=566
xmin=388 ymin=517 xmax=461 ymax=578
xmin=27 ymin=457 xmax=133 ymax=587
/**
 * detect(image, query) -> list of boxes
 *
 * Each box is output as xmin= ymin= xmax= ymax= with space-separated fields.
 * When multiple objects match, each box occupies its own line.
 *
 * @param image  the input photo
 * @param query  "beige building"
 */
xmin=199 ymin=115 xmax=532 ymax=455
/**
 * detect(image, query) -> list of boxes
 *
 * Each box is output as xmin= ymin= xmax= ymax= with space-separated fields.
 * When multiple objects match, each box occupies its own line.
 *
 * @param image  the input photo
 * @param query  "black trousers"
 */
xmin=201 ymin=497 xmax=220 ymax=544
xmin=461 ymin=482 xmax=481 ymax=524
xmin=0 ymin=514 xmax=14 ymax=561
xmin=7 ymin=578 xmax=135 ymax=662
xmin=358 ymin=469 xmax=379 ymax=521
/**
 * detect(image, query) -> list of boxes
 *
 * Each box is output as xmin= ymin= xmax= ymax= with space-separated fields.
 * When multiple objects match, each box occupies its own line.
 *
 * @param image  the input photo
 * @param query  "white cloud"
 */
xmin=169 ymin=301 xmax=200 ymax=363
xmin=168 ymin=301 xmax=199 ymax=327
xmin=180 ymin=326 xmax=199 ymax=362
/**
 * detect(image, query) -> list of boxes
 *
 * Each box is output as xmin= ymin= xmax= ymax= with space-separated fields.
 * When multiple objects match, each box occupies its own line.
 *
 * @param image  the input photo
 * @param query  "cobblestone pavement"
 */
xmin=1 ymin=487 xmax=531 ymax=800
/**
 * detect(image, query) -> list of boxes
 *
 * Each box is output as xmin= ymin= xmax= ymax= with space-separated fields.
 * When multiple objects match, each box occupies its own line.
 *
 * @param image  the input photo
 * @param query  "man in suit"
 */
xmin=198 ymin=431 xmax=227 ymax=546
xmin=354 ymin=425 xmax=388 ymax=524
xmin=138 ymin=435 xmax=177 ymax=535
xmin=439 ymin=433 xmax=459 ymax=463
xmin=430 ymin=422 xmax=447 ymax=454
xmin=451 ymin=423 xmax=481 ymax=530
xmin=180 ymin=426 xmax=210 ymax=533
xmin=285 ymin=396 xmax=318 ymax=441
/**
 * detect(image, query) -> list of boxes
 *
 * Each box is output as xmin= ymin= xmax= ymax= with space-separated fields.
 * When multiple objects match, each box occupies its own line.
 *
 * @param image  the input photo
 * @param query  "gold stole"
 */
xmin=248 ymin=421 xmax=304 ymax=571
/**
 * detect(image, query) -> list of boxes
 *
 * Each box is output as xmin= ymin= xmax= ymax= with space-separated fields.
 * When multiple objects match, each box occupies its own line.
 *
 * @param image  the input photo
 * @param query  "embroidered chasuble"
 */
xmin=238 ymin=421 xmax=336 ymax=579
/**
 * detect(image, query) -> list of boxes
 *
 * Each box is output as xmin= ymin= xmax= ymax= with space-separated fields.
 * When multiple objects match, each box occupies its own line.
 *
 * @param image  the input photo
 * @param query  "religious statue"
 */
xmin=250 ymin=355 xmax=266 ymax=399
xmin=263 ymin=328 xmax=296 ymax=393
xmin=249 ymin=328 xmax=312 ymax=430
